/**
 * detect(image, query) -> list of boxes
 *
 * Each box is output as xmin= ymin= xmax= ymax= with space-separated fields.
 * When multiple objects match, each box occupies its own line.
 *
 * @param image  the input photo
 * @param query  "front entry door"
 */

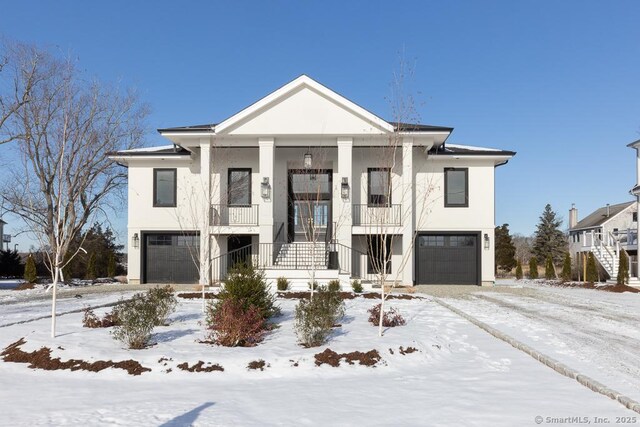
xmin=288 ymin=170 xmax=332 ymax=242
xmin=294 ymin=200 xmax=329 ymax=242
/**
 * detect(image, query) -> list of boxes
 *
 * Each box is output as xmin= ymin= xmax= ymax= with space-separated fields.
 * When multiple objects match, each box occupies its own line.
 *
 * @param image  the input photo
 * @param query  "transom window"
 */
xmin=153 ymin=169 xmax=177 ymax=207
xmin=368 ymin=168 xmax=391 ymax=206
xmin=444 ymin=168 xmax=468 ymax=207
xmin=228 ymin=169 xmax=251 ymax=206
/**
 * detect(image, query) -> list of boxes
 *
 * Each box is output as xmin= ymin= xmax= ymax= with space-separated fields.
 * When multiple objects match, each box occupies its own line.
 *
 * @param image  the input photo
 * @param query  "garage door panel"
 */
xmin=416 ymin=234 xmax=478 ymax=285
xmin=145 ymin=233 xmax=200 ymax=284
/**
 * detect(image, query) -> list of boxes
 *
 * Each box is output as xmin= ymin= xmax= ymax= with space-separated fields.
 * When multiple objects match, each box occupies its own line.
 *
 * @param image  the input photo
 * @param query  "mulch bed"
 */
xmin=177 ymin=292 xmax=218 ymax=299
xmin=547 ymin=281 xmax=640 ymax=294
xmin=399 ymin=346 xmax=418 ymax=355
xmin=176 ymin=361 xmax=224 ymax=372
xmin=1 ymin=338 xmax=151 ymax=376
xmin=14 ymin=282 xmax=36 ymax=291
xmin=247 ymin=359 xmax=268 ymax=371
xmin=277 ymin=291 xmax=423 ymax=300
xmin=314 ymin=348 xmax=382 ymax=367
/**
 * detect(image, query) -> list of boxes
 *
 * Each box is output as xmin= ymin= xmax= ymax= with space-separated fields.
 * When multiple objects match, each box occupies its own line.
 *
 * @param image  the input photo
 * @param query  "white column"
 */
xmin=401 ymin=138 xmax=414 ymax=285
xmin=336 ymin=138 xmax=353 ymax=247
xmin=259 ymin=138 xmax=275 ymax=245
xmin=199 ymin=139 xmax=212 ymax=286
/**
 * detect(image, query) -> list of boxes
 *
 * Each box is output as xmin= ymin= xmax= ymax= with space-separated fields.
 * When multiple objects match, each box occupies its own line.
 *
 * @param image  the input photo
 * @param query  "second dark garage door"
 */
xmin=416 ymin=233 xmax=479 ymax=285
xmin=144 ymin=233 xmax=200 ymax=284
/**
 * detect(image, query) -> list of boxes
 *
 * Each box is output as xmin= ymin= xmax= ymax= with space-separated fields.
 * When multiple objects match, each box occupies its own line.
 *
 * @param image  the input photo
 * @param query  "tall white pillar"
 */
xmin=199 ymin=139 xmax=212 ymax=286
xmin=401 ymin=138 xmax=414 ymax=285
xmin=259 ymin=138 xmax=275 ymax=245
xmin=336 ymin=138 xmax=353 ymax=248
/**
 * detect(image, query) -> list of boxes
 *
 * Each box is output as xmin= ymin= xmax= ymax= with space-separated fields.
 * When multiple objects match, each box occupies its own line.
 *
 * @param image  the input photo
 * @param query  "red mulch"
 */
xmin=361 ymin=293 xmax=424 ymax=300
xmin=247 ymin=359 xmax=267 ymax=371
xmin=177 ymin=292 xmax=218 ymax=299
xmin=399 ymin=346 xmax=418 ymax=355
xmin=314 ymin=348 xmax=382 ymax=367
xmin=277 ymin=291 xmax=357 ymax=300
xmin=14 ymin=282 xmax=36 ymax=291
xmin=176 ymin=361 xmax=224 ymax=372
xmin=1 ymin=338 xmax=151 ymax=376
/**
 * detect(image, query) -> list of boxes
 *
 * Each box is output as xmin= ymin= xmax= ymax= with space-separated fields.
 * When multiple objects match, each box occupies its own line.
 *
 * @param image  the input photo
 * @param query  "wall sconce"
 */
xmin=341 ymin=177 xmax=350 ymax=199
xmin=303 ymin=151 xmax=312 ymax=169
xmin=483 ymin=233 xmax=490 ymax=250
xmin=261 ymin=177 xmax=271 ymax=199
xmin=132 ymin=233 xmax=139 ymax=249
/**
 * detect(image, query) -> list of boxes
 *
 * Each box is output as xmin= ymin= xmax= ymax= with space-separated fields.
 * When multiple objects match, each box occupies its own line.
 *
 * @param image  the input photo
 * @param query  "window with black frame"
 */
xmin=444 ymin=168 xmax=468 ymax=207
xmin=153 ymin=169 xmax=177 ymax=207
xmin=367 ymin=235 xmax=391 ymax=274
xmin=228 ymin=168 xmax=251 ymax=206
xmin=368 ymin=168 xmax=391 ymax=206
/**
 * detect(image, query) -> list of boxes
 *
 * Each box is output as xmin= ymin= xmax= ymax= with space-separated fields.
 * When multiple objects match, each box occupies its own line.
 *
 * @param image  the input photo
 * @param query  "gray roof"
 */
xmin=108 ymin=145 xmax=191 ymax=157
xmin=571 ymin=201 xmax=634 ymax=230
xmin=158 ymin=121 xmax=453 ymax=134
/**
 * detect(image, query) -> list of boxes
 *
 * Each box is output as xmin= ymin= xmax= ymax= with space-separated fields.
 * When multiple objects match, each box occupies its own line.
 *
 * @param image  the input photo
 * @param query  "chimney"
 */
xmin=606 ymin=203 xmax=610 ymax=217
xmin=569 ymin=204 xmax=578 ymax=229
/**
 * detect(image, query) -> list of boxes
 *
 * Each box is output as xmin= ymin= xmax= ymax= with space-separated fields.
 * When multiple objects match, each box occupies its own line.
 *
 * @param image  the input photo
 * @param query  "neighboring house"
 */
xmin=109 ymin=75 xmax=515 ymax=287
xmin=568 ymin=202 xmax=638 ymax=280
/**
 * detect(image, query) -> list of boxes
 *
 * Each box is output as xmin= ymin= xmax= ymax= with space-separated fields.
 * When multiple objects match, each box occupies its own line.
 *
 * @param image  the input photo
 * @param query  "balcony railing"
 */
xmin=352 ymin=204 xmax=401 ymax=226
xmin=211 ymin=204 xmax=259 ymax=226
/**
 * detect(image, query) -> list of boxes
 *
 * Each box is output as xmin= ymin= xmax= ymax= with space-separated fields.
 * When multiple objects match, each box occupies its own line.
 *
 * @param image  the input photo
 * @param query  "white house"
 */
xmin=109 ymin=75 xmax=515 ymax=288
xmin=568 ymin=202 xmax=638 ymax=281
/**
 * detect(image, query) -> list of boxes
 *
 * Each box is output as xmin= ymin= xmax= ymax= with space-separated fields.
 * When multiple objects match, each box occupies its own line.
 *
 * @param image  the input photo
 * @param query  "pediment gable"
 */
xmin=215 ymin=76 xmax=393 ymax=136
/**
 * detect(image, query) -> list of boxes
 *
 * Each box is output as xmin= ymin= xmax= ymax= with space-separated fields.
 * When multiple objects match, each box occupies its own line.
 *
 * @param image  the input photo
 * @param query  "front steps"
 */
xmin=274 ymin=242 xmax=328 ymax=270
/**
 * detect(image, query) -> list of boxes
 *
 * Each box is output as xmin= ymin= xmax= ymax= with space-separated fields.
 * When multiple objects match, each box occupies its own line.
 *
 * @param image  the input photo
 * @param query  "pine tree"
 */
xmin=86 ymin=253 xmax=97 ymax=280
xmin=23 ymin=255 xmax=37 ymax=283
xmin=515 ymin=260 xmax=523 ymax=280
xmin=0 ymin=249 xmax=23 ymax=277
xmin=586 ymin=252 xmax=598 ymax=283
xmin=545 ymin=255 xmax=555 ymax=279
xmin=495 ymin=224 xmax=517 ymax=273
xmin=561 ymin=252 xmax=572 ymax=282
xmin=532 ymin=204 xmax=567 ymax=264
xmin=107 ymin=253 xmax=117 ymax=278
xmin=528 ymin=257 xmax=538 ymax=279
xmin=617 ymin=250 xmax=629 ymax=285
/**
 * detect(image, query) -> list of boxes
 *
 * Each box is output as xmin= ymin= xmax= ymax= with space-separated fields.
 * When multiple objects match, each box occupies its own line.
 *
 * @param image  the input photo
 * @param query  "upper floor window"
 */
xmin=228 ymin=168 xmax=251 ymax=206
xmin=634 ymin=212 xmax=638 ymax=222
xmin=153 ymin=169 xmax=177 ymax=207
xmin=368 ymin=168 xmax=391 ymax=206
xmin=444 ymin=168 xmax=468 ymax=207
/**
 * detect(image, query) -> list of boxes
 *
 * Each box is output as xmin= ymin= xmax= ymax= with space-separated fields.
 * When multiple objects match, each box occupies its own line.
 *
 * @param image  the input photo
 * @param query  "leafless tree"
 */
xmin=363 ymin=55 xmax=438 ymax=337
xmin=1 ymin=42 xmax=148 ymax=337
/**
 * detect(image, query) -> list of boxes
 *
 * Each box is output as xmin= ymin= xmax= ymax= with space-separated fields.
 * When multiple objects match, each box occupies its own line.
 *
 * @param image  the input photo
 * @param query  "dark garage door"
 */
xmin=144 ymin=233 xmax=200 ymax=283
xmin=416 ymin=234 xmax=479 ymax=285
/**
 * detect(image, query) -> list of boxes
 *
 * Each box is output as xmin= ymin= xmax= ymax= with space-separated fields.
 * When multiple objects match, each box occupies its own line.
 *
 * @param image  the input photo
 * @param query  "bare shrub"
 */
xmin=367 ymin=303 xmax=406 ymax=327
xmin=206 ymin=299 xmax=266 ymax=347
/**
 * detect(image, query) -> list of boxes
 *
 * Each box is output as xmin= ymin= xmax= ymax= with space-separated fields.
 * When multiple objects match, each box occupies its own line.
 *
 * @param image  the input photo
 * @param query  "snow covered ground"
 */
xmin=0 ymin=290 xmax=636 ymax=426
xmin=443 ymin=279 xmax=640 ymax=406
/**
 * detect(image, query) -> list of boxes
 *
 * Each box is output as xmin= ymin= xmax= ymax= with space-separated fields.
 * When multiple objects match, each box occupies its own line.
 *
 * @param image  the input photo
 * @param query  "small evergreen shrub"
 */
xmin=23 ymin=255 xmax=37 ymax=284
xmin=515 ymin=260 xmax=523 ymax=280
xmin=544 ymin=255 xmax=555 ymax=280
xmin=528 ymin=257 xmax=538 ymax=279
xmin=107 ymin=253 xmax=117 ymax=278
xmin=85 ymin=253 xmax=97 ymax=280
xmin=367 ymin=303 xmax=406 ymax=327
xmin=111 ymin=293 xmax=158 ymax=349
xmin=327 ymin=279 xmax=340 ymax=293
xmin=586 ymin=252 xmax=599 ymax=283
xmin=617 ymin=250 xmax=629 ymax=285
xmin=276 ymin=277 xmax=289 ymax=291
xmin=206 ymin=299 xmax=266 ymax=347
xmin=294 ymin=286 xmax=345 ymax=347
xmin=561 ymin=252 xmax=572 ymax=282
xmin=351 ymin=279 xmax=363 ymax=293
xmin=308 ymin=281 xmax=318 ymax=291
xmin=217 ymin=263 xmax=279 ymax=320
xmin=147 ymin=285 xmax=177 ymax=326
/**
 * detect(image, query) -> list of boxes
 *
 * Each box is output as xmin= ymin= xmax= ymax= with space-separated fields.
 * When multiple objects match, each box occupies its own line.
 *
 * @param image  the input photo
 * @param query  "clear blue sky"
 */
xmin=1 ymin=0 xmax=640 ymax=250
